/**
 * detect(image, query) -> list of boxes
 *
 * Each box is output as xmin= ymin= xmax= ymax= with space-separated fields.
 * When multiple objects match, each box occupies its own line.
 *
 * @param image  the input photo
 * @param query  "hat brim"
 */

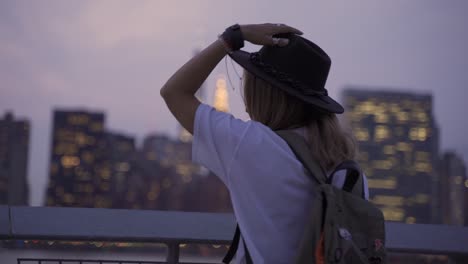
xmin=229 ymin=50 xmax=344 ymax=114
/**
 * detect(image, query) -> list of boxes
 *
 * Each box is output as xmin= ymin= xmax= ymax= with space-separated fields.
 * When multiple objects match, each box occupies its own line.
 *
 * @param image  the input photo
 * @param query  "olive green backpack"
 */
xmin=223 ymin=131 xmax=387 ymax=264
xmin=277 ymin=130 xmax=387 ymax=264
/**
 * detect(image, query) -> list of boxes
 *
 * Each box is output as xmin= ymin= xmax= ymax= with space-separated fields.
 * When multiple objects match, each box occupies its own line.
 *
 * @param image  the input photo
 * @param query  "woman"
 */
xmin=161 ymin=23 xmax=369 ymax=264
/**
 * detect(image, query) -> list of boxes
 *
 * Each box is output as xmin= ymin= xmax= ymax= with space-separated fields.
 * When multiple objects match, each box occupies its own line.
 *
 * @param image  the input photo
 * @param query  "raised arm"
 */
xmin=160 ymin=23 xmax=302 ymax=134
xmin=160 ymin=39 xmax=226 ymax=133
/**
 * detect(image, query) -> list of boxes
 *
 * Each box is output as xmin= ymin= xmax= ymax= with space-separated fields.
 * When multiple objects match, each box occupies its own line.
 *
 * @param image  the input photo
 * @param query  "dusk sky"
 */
xmin=1 ymin=1 xmax=467 ymax=206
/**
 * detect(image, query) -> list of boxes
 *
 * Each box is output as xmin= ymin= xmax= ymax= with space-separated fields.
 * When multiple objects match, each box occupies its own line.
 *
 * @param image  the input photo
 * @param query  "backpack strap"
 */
xmin=328 ymin=160 xmax=365 ymax=199
xmin=223 ymin=225 xmax=253 ymax=264
xmin=276 ymin=130 xmax=327 ymax=185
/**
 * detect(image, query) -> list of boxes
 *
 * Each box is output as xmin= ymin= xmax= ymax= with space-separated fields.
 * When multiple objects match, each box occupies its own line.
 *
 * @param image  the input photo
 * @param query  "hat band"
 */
xmin=249 ymin=52 xmax=328 ymax=97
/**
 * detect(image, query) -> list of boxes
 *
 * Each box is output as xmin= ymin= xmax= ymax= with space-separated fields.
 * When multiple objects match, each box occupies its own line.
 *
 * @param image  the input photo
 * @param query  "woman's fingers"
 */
xmin=240 ymin=23 xmax=303 ymax=46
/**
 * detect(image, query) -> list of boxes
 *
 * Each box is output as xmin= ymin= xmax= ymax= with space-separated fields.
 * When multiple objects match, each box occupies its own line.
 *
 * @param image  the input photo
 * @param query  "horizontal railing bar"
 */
xmin=0 ymin=206 xmax=236 ymax=245
xmin=18 ymin=260 xmax=212 ymax=264
xmin=2 ymin=205 xmax=468 ymax=256
xmin=18 ymin=258 xmax=165 ymax=263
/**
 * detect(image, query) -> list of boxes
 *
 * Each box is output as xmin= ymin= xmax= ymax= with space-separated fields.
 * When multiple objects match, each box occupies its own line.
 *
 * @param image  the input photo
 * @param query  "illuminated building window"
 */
xmin=413 ymin=111 xmax=428 ymax=122
xmin=55 ymin=143 xmax=78 ymax=155
xmin=367 ymin=178 xmax=397 ymax=189
xmin=464 ymin=179 xmax=468 ymax=188
xmin=396 ymin=111 xmax=409 ymax=122
xmin=61 ymin=156 xmax=80 ymax=168
xmin=372 ymin=160 xmax=393 ymax=170
xmin=414 ymin=162 xmax=432 ymax=173
xmin=396 ymin=142 xmax=412 ymax=152
xmin=353 ymin=127 xmax=369 ymax=141
xmin=372 ymin=195 xmax=405 ymax=207
xmin=374 ymin=125 xmax=390 ymax=142
xmin=374 ymin=112 xmax=389 ymax=123
xmin=405 ymin=216 xmax=416 ymax=224
xmin=381 ymin=207 xmax=405 ymax=221
xmin=67 ymin=115 xmax=90 ymax=126
xmin=360 ymin=101 xmax=376 ymax=114
xmin=75 ymin=133 xmax=87 ymax=145
xmin=409 ymin=127 xmax=428 ymax=141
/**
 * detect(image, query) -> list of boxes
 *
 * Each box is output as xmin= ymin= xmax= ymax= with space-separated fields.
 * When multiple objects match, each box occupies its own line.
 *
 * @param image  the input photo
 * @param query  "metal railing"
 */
xmin=16 ymin=259 xmax=164 ymax=264
xmin=1 ymin=205 xmax=468 ymax=263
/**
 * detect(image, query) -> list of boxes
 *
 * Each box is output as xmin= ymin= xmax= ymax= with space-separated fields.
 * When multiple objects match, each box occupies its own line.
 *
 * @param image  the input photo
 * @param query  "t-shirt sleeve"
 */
xmin=192 ymin=104 xmax=252 ymax=186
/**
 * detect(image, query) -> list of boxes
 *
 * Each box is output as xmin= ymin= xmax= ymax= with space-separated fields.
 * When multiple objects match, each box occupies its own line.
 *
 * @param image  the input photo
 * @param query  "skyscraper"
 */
xmin=0 ymin=112 xmax=30 ymax=205
xmin=439 ymin=151 xmax=466 ymax=226
xmin=342 ymin=89 xmax=439 ymax=224
xmin=46 ymin=110 xmax=108 ymax=208
xmin=46 ymin=110 xmax=138 ymax=209
xmin=140 ymin=134 xmax=229 ymax=212
xmin=213 ymin=75 xmax=229 ymax=113
xmin=106 ymin=132 xmax=136 ymax=207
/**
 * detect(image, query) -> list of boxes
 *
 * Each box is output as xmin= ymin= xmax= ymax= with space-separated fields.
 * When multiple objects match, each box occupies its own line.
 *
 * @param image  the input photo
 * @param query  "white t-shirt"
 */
xmin=192 ymin=104 xmax=369 ymax=264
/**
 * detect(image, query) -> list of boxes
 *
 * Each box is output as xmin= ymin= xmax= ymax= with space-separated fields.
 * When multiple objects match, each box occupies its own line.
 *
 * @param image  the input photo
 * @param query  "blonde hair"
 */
xmin=243 ymin=71 xmax=356 ymax=171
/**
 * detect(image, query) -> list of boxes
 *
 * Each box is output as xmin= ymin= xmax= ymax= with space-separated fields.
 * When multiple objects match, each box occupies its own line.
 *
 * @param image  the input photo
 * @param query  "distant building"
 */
xmin=141 ymin=134 xmax=230 ymax=212
xmin=439 ymin=152 xmax=467 ymax=226
xmin=142 ymin=134 xmax=201 ymax=210
xmin=46 ymin=110 xmax=107 ymax=207
xmin=46 ymin=110 xmax=136 ymax=209
xmin=0 ymin=112 xmax=30 ymax=205
xmin=342 ymin=89 xmax=439 ymax=224
xmin=106 ymin=132 xmax=136 ymax=208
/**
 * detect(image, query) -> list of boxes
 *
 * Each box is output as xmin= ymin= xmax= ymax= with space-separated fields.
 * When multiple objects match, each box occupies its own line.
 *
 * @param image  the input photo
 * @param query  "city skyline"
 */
xmin=1 ymin=1 xmax=468 ymax=205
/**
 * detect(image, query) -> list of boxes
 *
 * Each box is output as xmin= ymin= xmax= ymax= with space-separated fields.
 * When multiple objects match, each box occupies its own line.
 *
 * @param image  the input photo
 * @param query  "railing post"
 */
xmin=166 ymin=242 xmax=180 ymax=264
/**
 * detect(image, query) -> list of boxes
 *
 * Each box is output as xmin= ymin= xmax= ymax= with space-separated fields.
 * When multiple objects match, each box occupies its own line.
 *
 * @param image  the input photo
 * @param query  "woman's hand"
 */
xmin=240 ymin=23 xmax=303 ymax=47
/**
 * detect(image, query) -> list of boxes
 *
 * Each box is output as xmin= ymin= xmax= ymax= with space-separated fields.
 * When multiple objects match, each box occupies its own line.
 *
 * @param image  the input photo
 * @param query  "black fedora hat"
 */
xmin=229 ymin=34 xmax=344 ymax=114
